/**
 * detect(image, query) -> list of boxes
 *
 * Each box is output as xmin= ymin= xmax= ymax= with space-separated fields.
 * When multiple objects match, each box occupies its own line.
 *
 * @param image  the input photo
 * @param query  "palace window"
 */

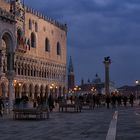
xmin=31 ymin=32 xmax=36 ymax=48
xmin=57 ymin=42 xmax=61 ymax=55
xmin=29 ymin=19 xmax=32 ymax=30
xmin=34 ymin=70 xmax=36 ymax=77
xmin=17 ymin=29 xmax=22 ymax=46
xmin=18 ymin=67 xmax=20 ymax=75
xmin=45 ymin=38 xmax=50 ymax=52
xmin=35 ymin=22 xmax=38 ymax=32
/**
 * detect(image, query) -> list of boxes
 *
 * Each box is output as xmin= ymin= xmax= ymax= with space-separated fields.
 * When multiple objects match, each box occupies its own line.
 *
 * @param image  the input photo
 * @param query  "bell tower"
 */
xmin=68 ymin=56 xmax=75 ymax=91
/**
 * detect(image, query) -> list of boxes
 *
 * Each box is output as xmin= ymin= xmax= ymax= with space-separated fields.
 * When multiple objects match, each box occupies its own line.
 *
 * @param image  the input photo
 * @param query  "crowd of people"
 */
xmin=105 ymin=93 xmax=135 ymax=108
xmin=14 ymin=95 xmax=55 ymax=112
xmin=0 ymin=92 xmax=137 ymax=117
xmin=64 ymin=92 xmax=136 ymax=109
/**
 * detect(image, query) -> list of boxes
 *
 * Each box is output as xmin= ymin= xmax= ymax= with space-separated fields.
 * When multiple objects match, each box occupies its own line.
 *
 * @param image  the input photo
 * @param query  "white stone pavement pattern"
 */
xmin=0 ymin=107 xmax=115 ymax=140
xmin=106 ymin=111 xmax=118 ymax=140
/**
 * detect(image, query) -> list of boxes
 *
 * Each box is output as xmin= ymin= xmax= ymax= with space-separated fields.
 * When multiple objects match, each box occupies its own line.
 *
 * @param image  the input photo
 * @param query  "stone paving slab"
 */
xmin=116 ymin=106 xmax=140 ymax=140
xmin=0 ymin=108 xmax=114 ymax=140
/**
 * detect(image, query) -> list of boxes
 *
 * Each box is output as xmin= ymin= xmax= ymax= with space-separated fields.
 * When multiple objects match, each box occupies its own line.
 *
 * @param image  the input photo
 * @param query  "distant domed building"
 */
xmin=78 ymin=74 xmax=104 ymax=94
xmin=78 ymin=74 xmax=116 ymax=95
xmin=92 ymin=74 xmax=101 ymax=84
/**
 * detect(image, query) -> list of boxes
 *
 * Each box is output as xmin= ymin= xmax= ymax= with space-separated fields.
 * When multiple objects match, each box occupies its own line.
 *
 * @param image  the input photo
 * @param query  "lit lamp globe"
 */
xmin=136 ymin=80 xmax=139 ymax=85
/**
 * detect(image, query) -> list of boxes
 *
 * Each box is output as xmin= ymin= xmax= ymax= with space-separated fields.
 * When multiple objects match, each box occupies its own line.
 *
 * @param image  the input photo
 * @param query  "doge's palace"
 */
xmin=0 ymin=0 xmax=67 ymax=105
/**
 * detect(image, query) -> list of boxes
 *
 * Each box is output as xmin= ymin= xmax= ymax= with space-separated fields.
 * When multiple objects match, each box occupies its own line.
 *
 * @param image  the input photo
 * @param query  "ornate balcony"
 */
xmin=15 ymin=47 xmax=27 ymax=53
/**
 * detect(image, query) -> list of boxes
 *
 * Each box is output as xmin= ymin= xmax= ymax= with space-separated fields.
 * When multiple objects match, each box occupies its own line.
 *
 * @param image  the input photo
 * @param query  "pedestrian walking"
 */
xmin=48 ymin=95 xmax=54 ymax=112
xmin=111 ymin=94 xmax=116 ymax=108
xmin=129 ymin=93 xmax=134 ymax=107
xmin=0 ymin=98 xmax=4 ymax=117
xmin=106 ymin=95 xmax=110 ymax=109
xmin=123 ymin=95 xmax=128 ymax=107
xmin=117 ymin=94 xmax=122 ymax=106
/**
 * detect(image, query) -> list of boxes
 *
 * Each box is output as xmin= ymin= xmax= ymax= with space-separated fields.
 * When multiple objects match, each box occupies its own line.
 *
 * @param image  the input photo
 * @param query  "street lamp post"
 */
xmin=135 ymin=80 xmax=139 ymax=103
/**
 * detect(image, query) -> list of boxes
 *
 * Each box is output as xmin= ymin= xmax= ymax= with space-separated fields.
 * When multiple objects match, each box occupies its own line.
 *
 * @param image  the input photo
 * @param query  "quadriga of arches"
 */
xmin=0 ymin=82 xmax=8 ymax=98
xmin=13 ymin=83 xmax=66 ymax=101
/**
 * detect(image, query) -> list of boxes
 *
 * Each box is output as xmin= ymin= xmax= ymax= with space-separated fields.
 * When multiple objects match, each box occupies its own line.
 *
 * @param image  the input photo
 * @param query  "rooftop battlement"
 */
xmin=25 ymin=6 xmax=67 ymax=32
xmin=3 ymin=0 xmax=67 ymax=32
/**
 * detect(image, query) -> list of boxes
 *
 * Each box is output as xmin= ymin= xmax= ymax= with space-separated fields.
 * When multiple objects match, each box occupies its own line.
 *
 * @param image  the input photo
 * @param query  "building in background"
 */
xmin=117 ymin=85 xmax=140 ymax=98
xmin=75 ymin=74 xmax=116 ymax=95
xmin=0 ymin=0 xmax=67 ymax=103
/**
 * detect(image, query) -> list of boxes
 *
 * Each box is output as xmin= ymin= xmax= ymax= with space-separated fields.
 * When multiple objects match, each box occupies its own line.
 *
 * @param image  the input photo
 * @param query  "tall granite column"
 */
xmin=103 ymin=57 xmax=111 ymax=95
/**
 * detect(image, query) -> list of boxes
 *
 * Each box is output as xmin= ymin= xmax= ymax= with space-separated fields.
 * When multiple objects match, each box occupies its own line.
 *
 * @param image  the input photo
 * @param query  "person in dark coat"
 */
xmin=106 ymin=95 xmax=110 ymax=109
xmin=117 ymin=94 xmax=122 ymax=106
xmin=111 ymin=94 xmax=116 ymax=108
xmin=0 ymin=98 xmax=4 ymax=117
xmin=48 ymin=95 xmax=54 ymax=112
xmin=123 ymin=95 xmax=128 ymax=107
xmin=129 ymin=93 xmax=134 ymax=107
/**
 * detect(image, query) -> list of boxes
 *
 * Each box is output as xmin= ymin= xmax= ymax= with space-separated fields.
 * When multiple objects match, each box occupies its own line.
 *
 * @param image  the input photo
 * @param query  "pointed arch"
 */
xmin=15 ymin=83 xmax=20 ymax=98
xmin=45 ymin=85 xmax=49 ymax=98
xmin=35 ymin=22 xmax=38 ymax=32
xmin=45 ymin=38 xmax=50 ymax=52
xmin=31 ymin=32 xmax=36 ymax=48
xmin=34 ymin=84 xmax=39 ymax=99
xmin=57 ymin=42 xmax=61 ymax=55
xmin=0 ymin=82 xmax=7 ymax=98
xmin=40 ymin=85 xmax=44 ymax=97
xmin=1 ymin=31 xmax=15 ymax=71
xmin=29 ymin=19 xmax=32 ymax=30
xmin=17 ymin=28 xmax=23 ymax=47
xmin=29 ymin=84 xmax=33 ymax=99
xmin=22 ymin=84 xmax=27 ymax=97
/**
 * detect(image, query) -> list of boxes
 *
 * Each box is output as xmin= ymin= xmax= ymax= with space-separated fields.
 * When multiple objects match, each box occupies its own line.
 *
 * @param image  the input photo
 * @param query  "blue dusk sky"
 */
xmin=25 ymin=0 xmax=140 ymax=87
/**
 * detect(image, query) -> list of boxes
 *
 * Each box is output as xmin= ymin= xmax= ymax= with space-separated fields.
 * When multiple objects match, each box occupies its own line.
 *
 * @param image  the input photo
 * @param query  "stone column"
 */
xmin=42 ymin=88 xmax=45 ymax=97
xmin=19 ymin=85 xmax=22 ymax=98
xmin=6 ymin=50 xmax=15 ymax=112
xmin=0 ymin=51 xmax=3 ymax=75
xmin=0 ymin=50 xmax=6 ymax=74
xmin=48 ymin=88 xmax=50 ymax=96
xmin=55 ymin=88 xmax=58 ymax=98
xmin=7 ymin=71 xmax=15 ymax=111
xmin=103 ymin=57 xmax=111 ymax=95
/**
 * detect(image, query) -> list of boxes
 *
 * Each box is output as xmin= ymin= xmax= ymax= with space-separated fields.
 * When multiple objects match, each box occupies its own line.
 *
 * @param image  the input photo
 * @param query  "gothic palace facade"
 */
xmin=0 ymin=0 xmax=67 ymax=101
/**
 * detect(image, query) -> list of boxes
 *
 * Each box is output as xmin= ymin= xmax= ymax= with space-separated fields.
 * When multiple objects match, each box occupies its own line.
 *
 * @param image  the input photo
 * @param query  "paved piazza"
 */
xmin=0 ymin=105 xmax=140 ymax=140
xmin=117 ymin=106 xmax=140 ymax=140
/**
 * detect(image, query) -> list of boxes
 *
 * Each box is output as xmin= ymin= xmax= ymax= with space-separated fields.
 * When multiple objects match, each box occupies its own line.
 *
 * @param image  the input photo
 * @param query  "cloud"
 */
xmin=94 ymin=0 xmax=113 ymax=6
xmin=25 ymin=0 xmax=140 ymax=86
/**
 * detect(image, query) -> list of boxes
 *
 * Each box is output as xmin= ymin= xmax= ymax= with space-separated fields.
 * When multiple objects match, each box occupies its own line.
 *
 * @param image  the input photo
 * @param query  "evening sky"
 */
xmin=25 ymin=0 xmax=140 ymax=87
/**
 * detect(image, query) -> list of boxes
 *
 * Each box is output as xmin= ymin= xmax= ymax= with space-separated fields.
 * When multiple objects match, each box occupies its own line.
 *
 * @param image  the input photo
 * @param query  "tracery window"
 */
xmin=35 ymin=22 xmax=38 ymax=32
xmin=57 ymin=42 xmax=61 ymax=55
xmin=29 ymin=19 xmax=32 ymax=30
xmin=45 ymin=38 xmax=50 ymax=52
xmin=31 ymin=32 xmax=36 ymax=48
